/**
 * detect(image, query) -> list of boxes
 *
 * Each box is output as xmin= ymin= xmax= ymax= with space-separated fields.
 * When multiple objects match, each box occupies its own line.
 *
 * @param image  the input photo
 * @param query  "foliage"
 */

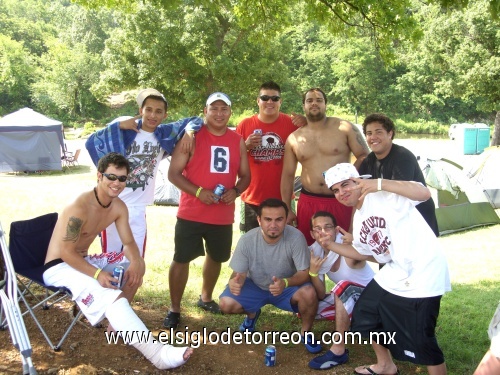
xmin=0 ymin=0 xmax=498 ymax=137
xmin=0 ymin=35 xmax=35 ymax=113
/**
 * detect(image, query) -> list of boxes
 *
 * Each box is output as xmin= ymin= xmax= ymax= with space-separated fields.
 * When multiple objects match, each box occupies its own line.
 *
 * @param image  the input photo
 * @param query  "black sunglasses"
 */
xmin=102 ymin=173 xmax=128 ymax=182
xmin=259 ymin=95 xmax=281 ymax=102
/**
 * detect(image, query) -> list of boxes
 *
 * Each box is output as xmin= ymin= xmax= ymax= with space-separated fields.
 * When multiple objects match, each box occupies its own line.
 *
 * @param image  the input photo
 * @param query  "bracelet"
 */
xmin=377 ymin=178 xmax=382 ymax=191
xmin=309 ymin=271 xmax=319 ymax=277
xmin=195 ymin=186 xmax=203 ymax=198
xmin=283 ymin=278 xmax=289 ymax=288
xmin=93 ymin=268 xmax=102 ymax=280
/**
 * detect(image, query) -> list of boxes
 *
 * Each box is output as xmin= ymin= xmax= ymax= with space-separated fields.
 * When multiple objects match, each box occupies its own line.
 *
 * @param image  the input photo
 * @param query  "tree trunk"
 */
xmin=492 ymin=110 xmax=500 ymax=146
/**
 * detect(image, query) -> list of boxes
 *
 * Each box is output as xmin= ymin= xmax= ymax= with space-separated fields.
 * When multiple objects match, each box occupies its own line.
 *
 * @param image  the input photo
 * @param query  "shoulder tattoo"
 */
xmin=63 ymin=216 xmax=83 ymax=243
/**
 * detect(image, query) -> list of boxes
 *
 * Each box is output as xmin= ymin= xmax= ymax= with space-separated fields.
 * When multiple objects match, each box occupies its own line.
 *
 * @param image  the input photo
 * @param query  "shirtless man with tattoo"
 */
xmin=281 ymin=88 xmax=370 ymax=245
xmin=43 ymin=152 xmax=193 ymax=370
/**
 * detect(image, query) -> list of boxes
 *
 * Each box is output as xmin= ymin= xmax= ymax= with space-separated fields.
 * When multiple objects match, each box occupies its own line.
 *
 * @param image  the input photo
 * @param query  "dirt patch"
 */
xmin=1 ymin=299 xmax=424 ymax=375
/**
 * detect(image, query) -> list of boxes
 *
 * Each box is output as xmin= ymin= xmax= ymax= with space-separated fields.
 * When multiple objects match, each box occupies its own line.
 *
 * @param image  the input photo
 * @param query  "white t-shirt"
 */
xmin=352 ymin=191 xmax=451 ymax=298
xmin=119 ymin=130 xmax=164 ymax=206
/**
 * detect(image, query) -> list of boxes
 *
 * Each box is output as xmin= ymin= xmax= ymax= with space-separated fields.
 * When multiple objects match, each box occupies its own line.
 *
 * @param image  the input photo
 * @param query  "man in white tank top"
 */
xmin=308 ymin=211 xmax=374 ymax=370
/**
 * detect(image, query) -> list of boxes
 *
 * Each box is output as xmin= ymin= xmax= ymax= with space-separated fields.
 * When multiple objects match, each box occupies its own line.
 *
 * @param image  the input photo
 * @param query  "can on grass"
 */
xmin=213 ymin=184 xmax=225 ymax=202
xmin=111 ymin=266 xmax=124 ymax=288
xmin=264 ymin=345 xmax=276 ymax=366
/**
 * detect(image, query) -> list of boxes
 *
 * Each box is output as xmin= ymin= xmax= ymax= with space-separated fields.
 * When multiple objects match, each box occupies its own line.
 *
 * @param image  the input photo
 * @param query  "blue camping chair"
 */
xmin=2 ymin=213 xmax=83 ymax=351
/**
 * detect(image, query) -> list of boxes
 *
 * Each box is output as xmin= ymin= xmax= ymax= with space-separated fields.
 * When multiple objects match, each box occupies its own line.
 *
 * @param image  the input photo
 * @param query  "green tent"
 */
xmin=423 ymin=158 xmax=500 ymax=235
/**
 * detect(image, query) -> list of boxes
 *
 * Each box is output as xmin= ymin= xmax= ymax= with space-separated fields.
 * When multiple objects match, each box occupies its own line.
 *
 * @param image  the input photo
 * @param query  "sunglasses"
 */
xmin=259 ymin=95 xmax=281 ymax=102
xmin=102 ymin=173 xmax=128 ymax=182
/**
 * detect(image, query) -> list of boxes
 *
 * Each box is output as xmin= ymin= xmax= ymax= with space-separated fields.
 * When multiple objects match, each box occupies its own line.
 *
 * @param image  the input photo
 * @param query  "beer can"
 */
xmin=111 ymin=266 xmax=124 ymax=288
xmin=264 ymin=345 xmax=276 ymax=366
xmin=213 ymin=184 xmax=225 ymax=202
xmin=253 ymin=129 xmax=262 ymax=135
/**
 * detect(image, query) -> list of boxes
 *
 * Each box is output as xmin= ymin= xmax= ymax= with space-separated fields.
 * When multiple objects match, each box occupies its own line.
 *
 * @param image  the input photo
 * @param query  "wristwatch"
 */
xmin=233 ymin=187 xmax=241 ymax=197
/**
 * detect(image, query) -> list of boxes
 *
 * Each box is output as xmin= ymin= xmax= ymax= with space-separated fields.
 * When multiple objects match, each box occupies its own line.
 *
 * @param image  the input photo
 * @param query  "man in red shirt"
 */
xmin=164 ymin=92 xmax=250 ymax=329
xmin=236 ymin=81 xmax=304 ymax=233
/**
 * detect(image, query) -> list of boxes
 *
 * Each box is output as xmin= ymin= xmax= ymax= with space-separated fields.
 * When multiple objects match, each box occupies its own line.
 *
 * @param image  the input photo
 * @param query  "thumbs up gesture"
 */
xmin=269 ymin=276 xmax=285 ymax=296
xmin=229 ymin=272 xmax=244 ymax=296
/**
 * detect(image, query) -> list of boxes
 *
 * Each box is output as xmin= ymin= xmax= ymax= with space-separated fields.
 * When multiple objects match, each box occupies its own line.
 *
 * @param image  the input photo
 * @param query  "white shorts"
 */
xmin=42 ymin=254 xmax=130 ymax=326
xmin=102 ymin=205 xmax=147 ymax=257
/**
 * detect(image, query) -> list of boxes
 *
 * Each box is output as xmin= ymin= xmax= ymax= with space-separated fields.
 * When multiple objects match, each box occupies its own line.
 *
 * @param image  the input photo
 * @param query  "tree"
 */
xmin=31 ymin=40 xmax=104 ymax=117
xmin=397 ymin=1 xmax=499 ymax=143
xmin=0 ymin=35 xmax=34 ymax=114
xmin=94 ymin=1 xmax=293 ymax=115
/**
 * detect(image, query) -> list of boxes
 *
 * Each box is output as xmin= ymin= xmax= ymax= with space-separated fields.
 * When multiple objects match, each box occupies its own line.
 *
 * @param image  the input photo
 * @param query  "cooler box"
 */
xmin=475 ymin=123 xmax=490 ymax=154
xmin=456 ymin=125 xmax=477 ymax=155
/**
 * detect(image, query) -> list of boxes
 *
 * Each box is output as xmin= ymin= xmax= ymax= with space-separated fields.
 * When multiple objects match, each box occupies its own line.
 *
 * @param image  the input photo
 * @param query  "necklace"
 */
xmin=93 ymin=187 xmax=111 ymax=209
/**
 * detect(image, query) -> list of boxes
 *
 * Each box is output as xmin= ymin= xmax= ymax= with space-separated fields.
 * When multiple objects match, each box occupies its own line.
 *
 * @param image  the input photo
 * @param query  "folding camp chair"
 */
xmin=0 ymin=221 xmax=38 ymax=374
xmin=62 ymin=148 xmax=80 ymax=168
xmin=5 ymin=212 xmax=83 ymax=351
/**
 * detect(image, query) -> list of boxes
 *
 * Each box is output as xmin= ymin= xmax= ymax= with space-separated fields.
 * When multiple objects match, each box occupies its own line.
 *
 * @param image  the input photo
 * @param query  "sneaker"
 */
xmin=197 ymin=296 xmax=222 ymax=314
xmin=163 ymin=311 xmax=181 ymax=329
xmin=239 ymin=309 xmax=261 ymax=332
xmin=309 ymin=349 xmax=349 ymax=370
xmin=302 ymin=334 xmax=323 ymax=354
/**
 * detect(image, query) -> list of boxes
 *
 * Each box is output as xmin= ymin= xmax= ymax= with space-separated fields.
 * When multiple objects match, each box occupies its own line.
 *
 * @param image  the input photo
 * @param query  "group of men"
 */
xmin=42 ymin=82 xmax=453 ymax=374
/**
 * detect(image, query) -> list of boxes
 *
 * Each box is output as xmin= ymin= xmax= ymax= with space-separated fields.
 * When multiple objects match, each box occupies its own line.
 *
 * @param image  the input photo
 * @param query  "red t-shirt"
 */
xmin=236 ymin=113 xmax=297 ymax=206
xmin=177 ymin=126 xmax=242 ymax=225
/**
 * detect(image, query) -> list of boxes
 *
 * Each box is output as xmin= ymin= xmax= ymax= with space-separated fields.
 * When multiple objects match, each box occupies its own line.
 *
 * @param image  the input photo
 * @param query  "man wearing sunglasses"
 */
xmin=44 ymin=152 xmax=193 ymax=370
xmin=281 ymin=88 xmax=370 ymax=245
xmin=235 ymin=81 xmax=305 ymax=234
xmin=86 ymin=88 xmax=203 ymax=258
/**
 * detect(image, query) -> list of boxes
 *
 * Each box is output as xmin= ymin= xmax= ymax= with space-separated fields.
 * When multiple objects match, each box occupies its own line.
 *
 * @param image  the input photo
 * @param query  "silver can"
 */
xmin=213 ymin=184 xmax=225 ymax=202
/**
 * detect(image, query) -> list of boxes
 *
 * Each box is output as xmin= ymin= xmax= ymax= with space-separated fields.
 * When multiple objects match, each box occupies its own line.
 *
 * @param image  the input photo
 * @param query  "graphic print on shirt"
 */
xmin=359 ymin=216 xmax=391 ymax=255
xmin=249 ymin=132 xmax=285 ymax=163
xmin=126 ymin=139 xmax=161 ymax=191
xmin=211 ymin=146 xmax=230 ymax=173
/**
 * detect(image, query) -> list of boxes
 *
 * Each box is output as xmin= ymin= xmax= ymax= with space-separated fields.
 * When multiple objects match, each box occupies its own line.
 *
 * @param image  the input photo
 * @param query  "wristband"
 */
xmin=309 ymin=271 xmax=319 ymax=277
xmin=195 ymin=186 xmax=203 ymax=198
xmin=283 ymin=278 xmax=289 ymax=288
xmin=377 ymin=178 xmax=382 ymax=191
xmin=94 ymin=268 xmax=102 ymax=280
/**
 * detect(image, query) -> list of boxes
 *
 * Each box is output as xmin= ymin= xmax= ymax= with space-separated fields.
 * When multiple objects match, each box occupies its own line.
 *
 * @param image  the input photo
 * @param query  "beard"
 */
xmin=306 ymin=110 xmax=326 ymax=122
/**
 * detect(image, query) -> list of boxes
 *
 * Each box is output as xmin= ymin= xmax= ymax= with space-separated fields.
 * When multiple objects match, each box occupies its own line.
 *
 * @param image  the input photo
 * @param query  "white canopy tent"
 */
xmin=0 ymin=108 xmax=65 ymax=172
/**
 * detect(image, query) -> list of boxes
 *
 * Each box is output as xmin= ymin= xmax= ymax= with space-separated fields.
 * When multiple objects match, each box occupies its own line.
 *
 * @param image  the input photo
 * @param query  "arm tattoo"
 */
xmin=63 ymin=216 xmax=83 ymax=243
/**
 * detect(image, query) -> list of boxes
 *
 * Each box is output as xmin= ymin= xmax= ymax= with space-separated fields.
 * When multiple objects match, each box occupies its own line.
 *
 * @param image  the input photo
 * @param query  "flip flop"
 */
xmin=353 ymin=366 xmax=400 ymax=375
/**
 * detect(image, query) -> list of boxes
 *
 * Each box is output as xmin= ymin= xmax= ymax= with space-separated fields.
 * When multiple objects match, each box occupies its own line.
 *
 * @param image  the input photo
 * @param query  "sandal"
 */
xmin=197 ymin=296 xmax=222 ymax=314
xmin=163 ymin=311 xmax=181 ymax=329
xmin=354 ymin=366 xmax=400 ymax=375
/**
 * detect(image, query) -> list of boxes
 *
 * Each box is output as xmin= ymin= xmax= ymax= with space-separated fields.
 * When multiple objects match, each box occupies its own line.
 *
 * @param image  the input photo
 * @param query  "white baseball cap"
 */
xmin=136 ymin=88 xmax=168 ymax=108
xmin=206 ymin=92 xmax=231 ymax=107
xmin=323 ymin=163 xmax=370 ymax=188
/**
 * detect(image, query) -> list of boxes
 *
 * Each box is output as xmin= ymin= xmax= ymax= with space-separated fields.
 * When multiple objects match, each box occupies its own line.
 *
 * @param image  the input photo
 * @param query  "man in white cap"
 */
xmin=311 ymin=163 xmax=450 ymax=375
xmin=164 ymin=92 xmax=250 ymax=329
xmin=86 ymin=88 xmax=203 ymax=259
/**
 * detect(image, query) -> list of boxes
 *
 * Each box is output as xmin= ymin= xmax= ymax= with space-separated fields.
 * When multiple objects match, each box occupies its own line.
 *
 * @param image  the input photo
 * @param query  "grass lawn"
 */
xmin=1 ymin=164 xmax=499 ymax=374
